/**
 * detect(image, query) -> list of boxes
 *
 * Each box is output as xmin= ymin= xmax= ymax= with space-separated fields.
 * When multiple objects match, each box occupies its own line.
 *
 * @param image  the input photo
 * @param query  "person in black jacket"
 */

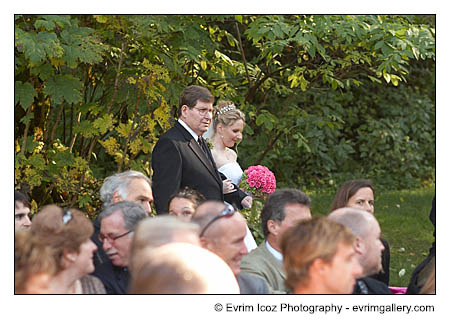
xmin=328 ymin=207 xmax=392 ymax=294
xmin=330 ymin=179 xmax=390 ymax=285
xmin=151 ymin=85 xmax=245 ymax=214
xmin=406 ymin=196 xmax=435 ymax=294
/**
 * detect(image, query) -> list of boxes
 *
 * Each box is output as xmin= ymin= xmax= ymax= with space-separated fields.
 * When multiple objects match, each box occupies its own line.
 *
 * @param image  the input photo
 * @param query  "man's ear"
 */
xmin=180 ymin=104 xmax=189 ymax=118
xmin=200 ymin=237 xmax=215 ymax=252
xmin=112 ymin=191 xmax=123 ymax=204
xmin=267 ymin=219 xmax=279 ymax=236
xmin=311 ymin=258 xmax=328 ymax=275
xmin=354 ymin=237 xmax=364 ymax=255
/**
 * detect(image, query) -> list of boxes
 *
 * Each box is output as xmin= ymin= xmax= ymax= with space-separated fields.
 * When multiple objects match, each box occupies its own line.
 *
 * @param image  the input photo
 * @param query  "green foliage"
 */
xmin=14 ymin=15 xmax=435 ymax=216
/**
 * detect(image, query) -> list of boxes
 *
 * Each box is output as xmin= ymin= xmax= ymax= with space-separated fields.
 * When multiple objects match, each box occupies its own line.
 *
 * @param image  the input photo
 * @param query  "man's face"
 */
xmin=361 ymin=218 xmax=385 ymax=276
xmin=207 ymin=213 xmax=248 ymax=276
xmin=180 ymin=100 xmax=213 ymax=136
xmin=273 ymin=203 xmax=311 ymax=249
xmin=100 ymin=211 xmax=133 ymax=267
xmin=125 ymin=178 xmax=154 ymax=215
xmin=321 ymin=242 xmax=363 ymax=294
xmin=15 ymin=201 xmax=32 ymax=230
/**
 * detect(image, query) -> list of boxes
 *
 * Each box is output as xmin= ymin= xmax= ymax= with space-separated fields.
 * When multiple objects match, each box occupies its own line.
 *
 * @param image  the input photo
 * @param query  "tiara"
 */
xmin=217 ymin=104 xmax=236 ymax=115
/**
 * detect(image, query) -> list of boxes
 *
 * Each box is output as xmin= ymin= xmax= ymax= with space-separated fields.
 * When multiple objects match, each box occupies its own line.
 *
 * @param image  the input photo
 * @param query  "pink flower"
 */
xmin=242 ymin=165 xmax=276 ymax=195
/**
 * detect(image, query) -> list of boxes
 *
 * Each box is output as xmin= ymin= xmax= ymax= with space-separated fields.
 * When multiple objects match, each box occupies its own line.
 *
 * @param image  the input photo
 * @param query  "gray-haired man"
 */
xmin=92 ymin=201 xmax=148 ymax=294
xmin=92 ymin=170 xmax=153 ymax=293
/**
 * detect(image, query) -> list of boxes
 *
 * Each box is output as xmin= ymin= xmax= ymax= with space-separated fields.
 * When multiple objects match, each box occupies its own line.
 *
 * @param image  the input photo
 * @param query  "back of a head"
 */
xmin=99 ymin=201 xmax=148 ymax=231
xmin=281 ymin=217 xmax=355 ymax=292
xmin=191 ymin=200 xmax=226 ymax=231
xmin=260 ymin=189 xmax=311 ymax=239
xmin=330 ymin=179 xmax=374 ymax=213
xmin=129 ymin=243 xmax=239 ymax=294
xmin=100 ymin=170 xmax=151 ymax=208
xmin=327 ymin=207 xmax=374 ymax=238
xmin=130 ymin=215 xmax=200 ymax=270
xmin=30 ymin=205 xmax=93 ymax=271
xmin=15 ymin=230 xmax=58 ymax=294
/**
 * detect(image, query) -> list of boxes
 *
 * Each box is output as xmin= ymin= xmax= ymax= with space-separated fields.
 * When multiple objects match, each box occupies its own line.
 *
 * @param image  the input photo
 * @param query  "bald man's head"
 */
xmin=129 ymin=243 xmax=239 ymax=294
xmin=327 ymin=208 xmax=385 ymax=277
xmin=192 ymin=201 xmax=248 ymax=275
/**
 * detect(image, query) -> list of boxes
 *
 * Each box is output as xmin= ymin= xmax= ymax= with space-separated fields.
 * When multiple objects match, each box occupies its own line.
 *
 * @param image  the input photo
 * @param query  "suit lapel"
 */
xmin=174 ymin=123 xmax=222 ymax=186
xmin=188 ymin=139 xmax=222 ymax=185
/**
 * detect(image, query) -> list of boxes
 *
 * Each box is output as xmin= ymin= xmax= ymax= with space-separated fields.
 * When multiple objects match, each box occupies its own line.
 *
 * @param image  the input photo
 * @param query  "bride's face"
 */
xmin=218 ymin=119 xmax=244 ymax=148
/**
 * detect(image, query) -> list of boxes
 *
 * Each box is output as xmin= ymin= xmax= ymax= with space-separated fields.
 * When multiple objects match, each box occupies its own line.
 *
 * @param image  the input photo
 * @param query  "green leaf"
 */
xmin=20 ymin=112 xmax=34 ymax=125
xmin=235 ymin=15 xmax=243 ymax=24
xmin=34 ymin=19 xmax=56 ymax=31
xmin=28 ymin=154 xmax=46 ymax=170
xmin=92 ymin=114 xmax=114 ymax=135
xmin=15 ymin=81 xmax=37 ymax=109
xmin=43 ymin=75 xmax=83 ymax=105
xmin=256 ymin=114 xmax=266 ymax=126
xmin=30 ymin=63 xmax=54 ymax=81
xmin=53 ymin=150 xmax=75 ymax=167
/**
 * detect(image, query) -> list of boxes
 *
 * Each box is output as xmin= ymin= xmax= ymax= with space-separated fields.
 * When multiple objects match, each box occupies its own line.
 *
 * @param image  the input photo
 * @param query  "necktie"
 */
xmin=198 ymin=137 xmax=207 ymax=153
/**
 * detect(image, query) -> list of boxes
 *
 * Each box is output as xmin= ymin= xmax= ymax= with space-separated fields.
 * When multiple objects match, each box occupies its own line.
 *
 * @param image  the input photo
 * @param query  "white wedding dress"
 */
xmin=218 ymin=162 xmax=258 ymax=252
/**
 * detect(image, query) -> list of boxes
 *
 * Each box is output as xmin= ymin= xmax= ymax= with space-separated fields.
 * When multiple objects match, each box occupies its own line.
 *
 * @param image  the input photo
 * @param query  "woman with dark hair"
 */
xmin=14 ymin=190 xmax=32 ymax=230
xmin=30 ymin=205 xmax=105 ymax=294
xmin=168 ymin=187 xmax=205 ymax=221
xmin=330 ymin=179 xmax=390 ymax=285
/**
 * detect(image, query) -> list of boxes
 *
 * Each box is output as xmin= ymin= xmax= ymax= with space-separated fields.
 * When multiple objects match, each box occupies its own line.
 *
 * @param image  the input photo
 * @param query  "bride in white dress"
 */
xmin=204 ymin=100 xmax=257 ymax=252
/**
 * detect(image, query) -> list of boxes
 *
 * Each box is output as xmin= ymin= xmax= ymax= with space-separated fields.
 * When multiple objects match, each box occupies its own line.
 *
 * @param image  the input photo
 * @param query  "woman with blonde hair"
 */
xmin=205 ymin=100 xmax=256 ymax=251
xmin=30 ymin=205 xmax=105 ymax=294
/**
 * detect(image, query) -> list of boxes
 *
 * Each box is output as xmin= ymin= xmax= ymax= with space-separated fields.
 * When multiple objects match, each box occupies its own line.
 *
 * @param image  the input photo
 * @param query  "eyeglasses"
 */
xmin=199 ymin=204 xmax=236 ymax=237
xmin=98 ymin=230 xmax=132 ymax=244
xmin=192 ymin=107 xmax=213 ymax=117
xmin=62 ymin=209 xmax=73 ymax=225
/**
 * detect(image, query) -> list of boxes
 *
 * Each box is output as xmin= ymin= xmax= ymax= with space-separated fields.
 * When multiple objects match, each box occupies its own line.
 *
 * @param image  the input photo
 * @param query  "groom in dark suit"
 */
xmin=152 ymin=85 xmax=223 ymax=214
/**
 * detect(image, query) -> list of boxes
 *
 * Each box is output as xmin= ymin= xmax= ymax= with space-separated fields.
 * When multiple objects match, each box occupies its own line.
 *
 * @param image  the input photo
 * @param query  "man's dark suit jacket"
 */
xmin=353 ymin=277 xmax=393 ymax=294
xmin=91 ymin=218 xmax=130 ymax=294
xmin=152 ymin=122 xmax=224 ymax=214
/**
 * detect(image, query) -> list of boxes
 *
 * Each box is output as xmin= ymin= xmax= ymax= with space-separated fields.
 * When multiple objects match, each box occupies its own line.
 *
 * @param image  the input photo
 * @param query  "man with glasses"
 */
xmin=152 ymin=85 xmax=244 ymax=214
xmin=92 ymin=201 xmax=148 ymax=294
xmin=192 ymin=201 xmax=269 ymax=294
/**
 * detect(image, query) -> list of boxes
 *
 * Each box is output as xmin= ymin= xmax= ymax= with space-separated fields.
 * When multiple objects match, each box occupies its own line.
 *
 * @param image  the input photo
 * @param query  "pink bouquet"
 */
xmin=241 ymin=165 xmax=276 ymax=198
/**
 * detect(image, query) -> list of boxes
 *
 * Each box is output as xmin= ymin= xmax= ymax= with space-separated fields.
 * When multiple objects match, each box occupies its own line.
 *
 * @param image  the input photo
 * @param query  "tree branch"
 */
xmin=235 ymin=21 xmax=251 ymax=87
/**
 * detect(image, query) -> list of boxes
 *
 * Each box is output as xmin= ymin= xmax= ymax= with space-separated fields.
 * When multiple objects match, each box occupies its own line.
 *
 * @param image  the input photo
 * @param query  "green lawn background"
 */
xmin=308 ymin=186 xmax=435 ymax=287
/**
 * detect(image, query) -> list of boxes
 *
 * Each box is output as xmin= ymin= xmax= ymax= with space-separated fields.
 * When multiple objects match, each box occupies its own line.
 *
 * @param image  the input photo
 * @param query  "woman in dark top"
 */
xmin=330 ymin=179 xmax=390 ymax=285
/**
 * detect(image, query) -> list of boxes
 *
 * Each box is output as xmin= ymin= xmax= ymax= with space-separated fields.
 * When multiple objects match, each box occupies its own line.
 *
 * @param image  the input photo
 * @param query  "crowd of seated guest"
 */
xmin=14 ymin=175 xmax=435 ymax=295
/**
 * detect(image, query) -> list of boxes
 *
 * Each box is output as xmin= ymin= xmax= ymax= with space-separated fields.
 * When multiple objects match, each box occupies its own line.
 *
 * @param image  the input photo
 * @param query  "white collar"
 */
xmin=265 ymin=240 xmax=283 ymax=263
xmin=178 ymin=119 xmax=199 ymax=141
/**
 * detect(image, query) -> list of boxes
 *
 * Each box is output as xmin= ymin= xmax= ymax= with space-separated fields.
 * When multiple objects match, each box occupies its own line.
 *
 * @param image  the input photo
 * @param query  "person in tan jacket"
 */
xmin=240 ymin=189 xmax=311 ymax=292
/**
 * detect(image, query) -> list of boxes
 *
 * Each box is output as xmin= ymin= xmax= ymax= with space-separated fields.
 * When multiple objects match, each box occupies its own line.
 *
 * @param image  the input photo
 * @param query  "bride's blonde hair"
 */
xmin=212 ymin=100 xmax=245 ymax=134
